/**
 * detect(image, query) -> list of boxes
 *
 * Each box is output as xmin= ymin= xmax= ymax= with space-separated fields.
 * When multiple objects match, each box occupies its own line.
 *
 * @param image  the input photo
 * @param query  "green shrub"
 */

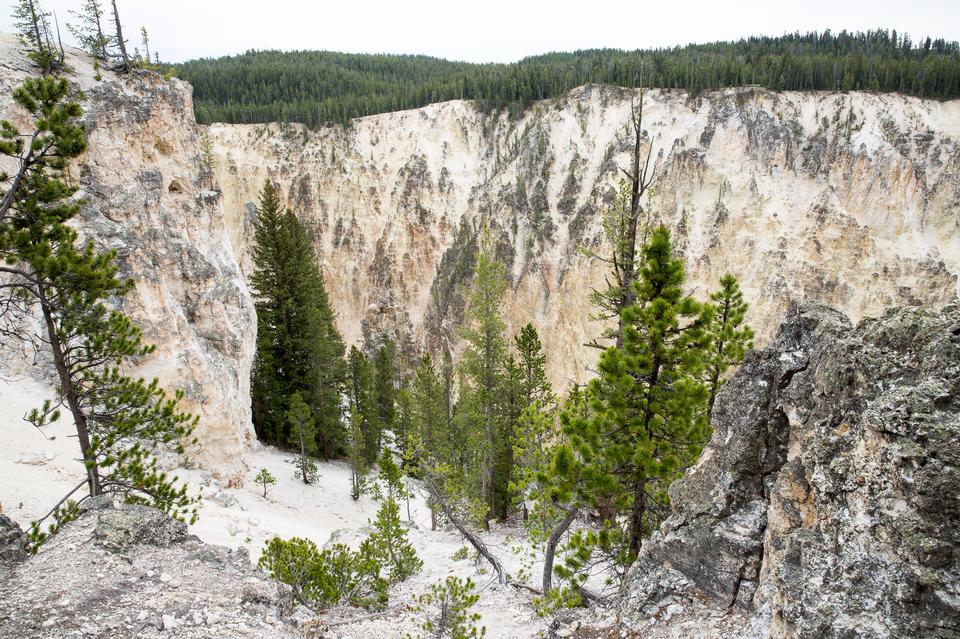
xmin=409 ymin=576 xmax=485 ymax=639
xmin=259 ymin=536 xmax=388 ymax=611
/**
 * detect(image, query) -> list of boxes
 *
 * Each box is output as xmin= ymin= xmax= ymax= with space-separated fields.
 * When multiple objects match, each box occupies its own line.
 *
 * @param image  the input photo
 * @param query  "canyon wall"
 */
xmin=2 ymin=33 xmax=959 ymax=478
xmin=211 ymin=84 xmax=960 ymax=387
xmin=0 ymin=35 xmax=256 ymax=478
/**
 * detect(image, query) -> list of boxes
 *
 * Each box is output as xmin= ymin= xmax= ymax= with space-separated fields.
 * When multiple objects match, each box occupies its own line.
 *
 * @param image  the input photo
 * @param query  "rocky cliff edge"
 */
xmin=553 ymin=303 xmax=960 ymax=638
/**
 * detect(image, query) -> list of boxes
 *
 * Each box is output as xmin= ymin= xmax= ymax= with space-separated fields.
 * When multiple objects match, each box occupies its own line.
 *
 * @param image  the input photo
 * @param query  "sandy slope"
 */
xmin=0 ymin=376 xmax=548 ymax=638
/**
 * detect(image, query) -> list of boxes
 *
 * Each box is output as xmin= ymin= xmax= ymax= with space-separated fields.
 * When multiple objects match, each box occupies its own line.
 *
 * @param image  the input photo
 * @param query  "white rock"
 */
xmin=15 ymin=451 xmax=54 ymax=465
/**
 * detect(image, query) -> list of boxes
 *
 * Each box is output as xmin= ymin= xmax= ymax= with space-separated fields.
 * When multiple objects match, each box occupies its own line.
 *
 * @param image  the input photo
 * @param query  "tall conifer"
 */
xmin=588 ymin=226 xmax=713 ymax=558
xmin=249 ymin=181 xmax=346 ymax=455
xmin=458 ymin=230 xmax=509 ymax=525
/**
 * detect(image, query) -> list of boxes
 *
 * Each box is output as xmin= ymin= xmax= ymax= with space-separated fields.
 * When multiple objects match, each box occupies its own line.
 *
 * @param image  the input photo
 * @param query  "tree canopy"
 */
xmin=167 ymin=30 xmax=960 ymax=127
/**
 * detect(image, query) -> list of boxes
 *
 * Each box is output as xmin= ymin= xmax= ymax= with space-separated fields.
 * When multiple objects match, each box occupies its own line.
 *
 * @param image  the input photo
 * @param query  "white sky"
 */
xmin=2 ymin=0 xmax=958 ymax=63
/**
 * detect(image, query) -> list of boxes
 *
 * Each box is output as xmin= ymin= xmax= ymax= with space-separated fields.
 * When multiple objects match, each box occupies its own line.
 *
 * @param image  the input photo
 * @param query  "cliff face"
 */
xmin=211 ymin=86 xmax=960 ymax=384
xmin=2 ymin=33 xmax=959 ymax=480
xmin=0 ymin=36 xmax=256 ymax=478
xmin=552 ymin=303 xmax=960 ymax=638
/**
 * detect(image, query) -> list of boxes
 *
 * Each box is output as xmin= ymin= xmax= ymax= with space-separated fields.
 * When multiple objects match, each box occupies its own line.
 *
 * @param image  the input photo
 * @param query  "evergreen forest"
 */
xmin=169 ymin=29 xmax=960 ymax=126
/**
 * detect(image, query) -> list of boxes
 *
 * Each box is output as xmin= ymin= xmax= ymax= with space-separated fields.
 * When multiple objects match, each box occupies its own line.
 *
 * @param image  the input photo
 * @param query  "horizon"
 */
xmin=1 ymin=0 xmax=958 ymax=64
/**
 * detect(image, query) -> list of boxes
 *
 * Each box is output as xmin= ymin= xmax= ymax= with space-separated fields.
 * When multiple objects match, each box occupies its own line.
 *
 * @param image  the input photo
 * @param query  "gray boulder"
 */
xmin=0 ymin=514 xmax=28 ymax=564
xmin=0 ymin=500 xmax=300 ymax=638
xmin=559 ymin=303 xmax=960 ymax=638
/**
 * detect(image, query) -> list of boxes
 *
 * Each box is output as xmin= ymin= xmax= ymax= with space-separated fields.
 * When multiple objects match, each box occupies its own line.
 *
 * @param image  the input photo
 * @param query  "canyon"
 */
xmin=4 ymin=34 xmax=958 ymax=474
xmin=0 ymin=35 xmax=958 ymax=639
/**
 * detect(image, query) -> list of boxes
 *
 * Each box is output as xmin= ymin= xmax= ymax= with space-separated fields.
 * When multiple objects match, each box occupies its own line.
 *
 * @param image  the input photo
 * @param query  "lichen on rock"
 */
xmin=556 ymin=303 xmax=960 ymax=638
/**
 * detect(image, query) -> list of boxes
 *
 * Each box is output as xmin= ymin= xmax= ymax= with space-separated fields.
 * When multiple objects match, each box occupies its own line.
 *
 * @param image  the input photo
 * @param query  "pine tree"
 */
xmin=250 ymin=181 xmax=286 ymax=443
xmin=347 ymin=406 xmax=368 ymax=500
xmin=308 ymin=268 xmax=347 ymax=459
xmin=0 ymin=78 xmax=198 ymax=545
xmin=249 ymin=181 xmax=346 ymax=456
xmin=411 ymin=576 xmax=486 ymax=639
xmin=254 ymin=467 xmax=277 ymax=497
xmin=348 ymin=346 xmax=379 ymax=464
xmin=509 ymin=324 xmax=556 ymax=519
xmin=372 ymin=339 xmax=397 ymax=447
xmin=367 ymin=474 xmax=422 ymax=582
xmin=458 ymin=230 xmax=509 ymax=525
xmin=441 ymin=348 xmax=459 ymax=463
xmin=705 ymin=274 xmax=753 ymax=418
xmin=514 ymin=323 xmax=553 ymax=408
xmin=287 ymin=392 xmax=318 ymax=484
xmin=588 ymin=226 xmax=713 ymax=558
xmin=494 ymin=355 xmax=523 ymax=520
xmin=411 ymin=354 xmax=446 ymax=460
xmin=11 ymin=0 xmax=60 ymax=75
xmin=197 ymin=130 xmax=216 ymax=188
xmin=409 ymin=354 xmax=449 ymax=528
xmin=395 ymin=384 xmax=413 ymax=463
xmin=68 ymin=0 xmax=108 ymax=60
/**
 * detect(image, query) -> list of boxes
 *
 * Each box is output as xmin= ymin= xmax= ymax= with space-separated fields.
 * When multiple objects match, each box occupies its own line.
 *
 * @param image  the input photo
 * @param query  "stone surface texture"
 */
xmin=0 ymin=35 xmax=256 ymax=479
xmin=211 ymin=84 xmax=960 ymax=383
xmin=0 ymin=499 xmax=302 ymax=638
xmin=552 ymin=302 xmax=960 ymax=638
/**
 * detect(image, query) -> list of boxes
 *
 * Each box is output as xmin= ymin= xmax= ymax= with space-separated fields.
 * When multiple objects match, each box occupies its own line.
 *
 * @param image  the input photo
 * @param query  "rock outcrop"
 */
xmin=554 ymin=303 xmax=960 ymax=638
xmin=0 ymin=499 xmax=301 ymax=638
xmin=211 ymin=87 xmax=960 ymax=384
xmin=0 ymin=35 xmax=256 ymax=478
xmin=0 ymin=514 xmax=27 ymax=564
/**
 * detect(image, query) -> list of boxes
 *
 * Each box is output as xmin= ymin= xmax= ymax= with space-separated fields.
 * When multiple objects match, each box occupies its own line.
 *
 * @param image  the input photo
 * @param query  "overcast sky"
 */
xmin=2 ymin=0 xmax=958 ymax=63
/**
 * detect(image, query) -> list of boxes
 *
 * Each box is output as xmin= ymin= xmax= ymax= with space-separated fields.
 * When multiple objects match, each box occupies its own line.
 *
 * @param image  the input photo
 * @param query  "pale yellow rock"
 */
xmin=210 ymin=85 xmax=960 ymax=389
xmin=2 ymin=33 xmax=958 ymax=480
xmin=0 ymin=35 xmax=256 ymax=479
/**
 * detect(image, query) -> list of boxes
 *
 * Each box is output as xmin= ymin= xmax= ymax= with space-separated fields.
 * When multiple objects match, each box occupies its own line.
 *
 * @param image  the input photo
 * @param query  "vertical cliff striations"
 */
xmin=210 ymin=86 xmax=960 ymax=385
xmin=0 ymin=35 xmax=256 ymax=478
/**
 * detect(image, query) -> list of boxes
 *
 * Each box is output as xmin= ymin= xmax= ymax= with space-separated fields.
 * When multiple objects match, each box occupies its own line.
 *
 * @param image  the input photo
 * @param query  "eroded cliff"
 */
xmin=211 ymin=85 xmax=960 ymax=385
xmin=2 ymin=32 xmax=959 ymax=481
xmin=0 ymin=35 xmax=256 ymax=478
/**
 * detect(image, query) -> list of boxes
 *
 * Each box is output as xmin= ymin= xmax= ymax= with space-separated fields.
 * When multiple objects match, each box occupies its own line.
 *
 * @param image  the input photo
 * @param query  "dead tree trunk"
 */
xmin=615 ymin=90 xmax=657 ymax=348
xmin=110 ymin=0 xmax=130 ymax=71
xmin=425 ymin=475 xmax=506 ymax=585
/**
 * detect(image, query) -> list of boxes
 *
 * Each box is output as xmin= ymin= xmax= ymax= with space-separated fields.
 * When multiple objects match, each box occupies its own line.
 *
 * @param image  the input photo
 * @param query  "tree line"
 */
xmin=14 ymin=0 xmax=164 ymax=76
xmin=168 ymin=29 xmax=960 ymax=126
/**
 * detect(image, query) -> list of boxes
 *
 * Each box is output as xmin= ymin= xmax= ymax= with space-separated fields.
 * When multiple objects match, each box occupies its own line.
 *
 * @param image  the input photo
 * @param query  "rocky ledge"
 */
xmin=553 ymin=302 xmax=960 ymax=638
xmin=0 ymin=499 xmax=302 ymax=638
